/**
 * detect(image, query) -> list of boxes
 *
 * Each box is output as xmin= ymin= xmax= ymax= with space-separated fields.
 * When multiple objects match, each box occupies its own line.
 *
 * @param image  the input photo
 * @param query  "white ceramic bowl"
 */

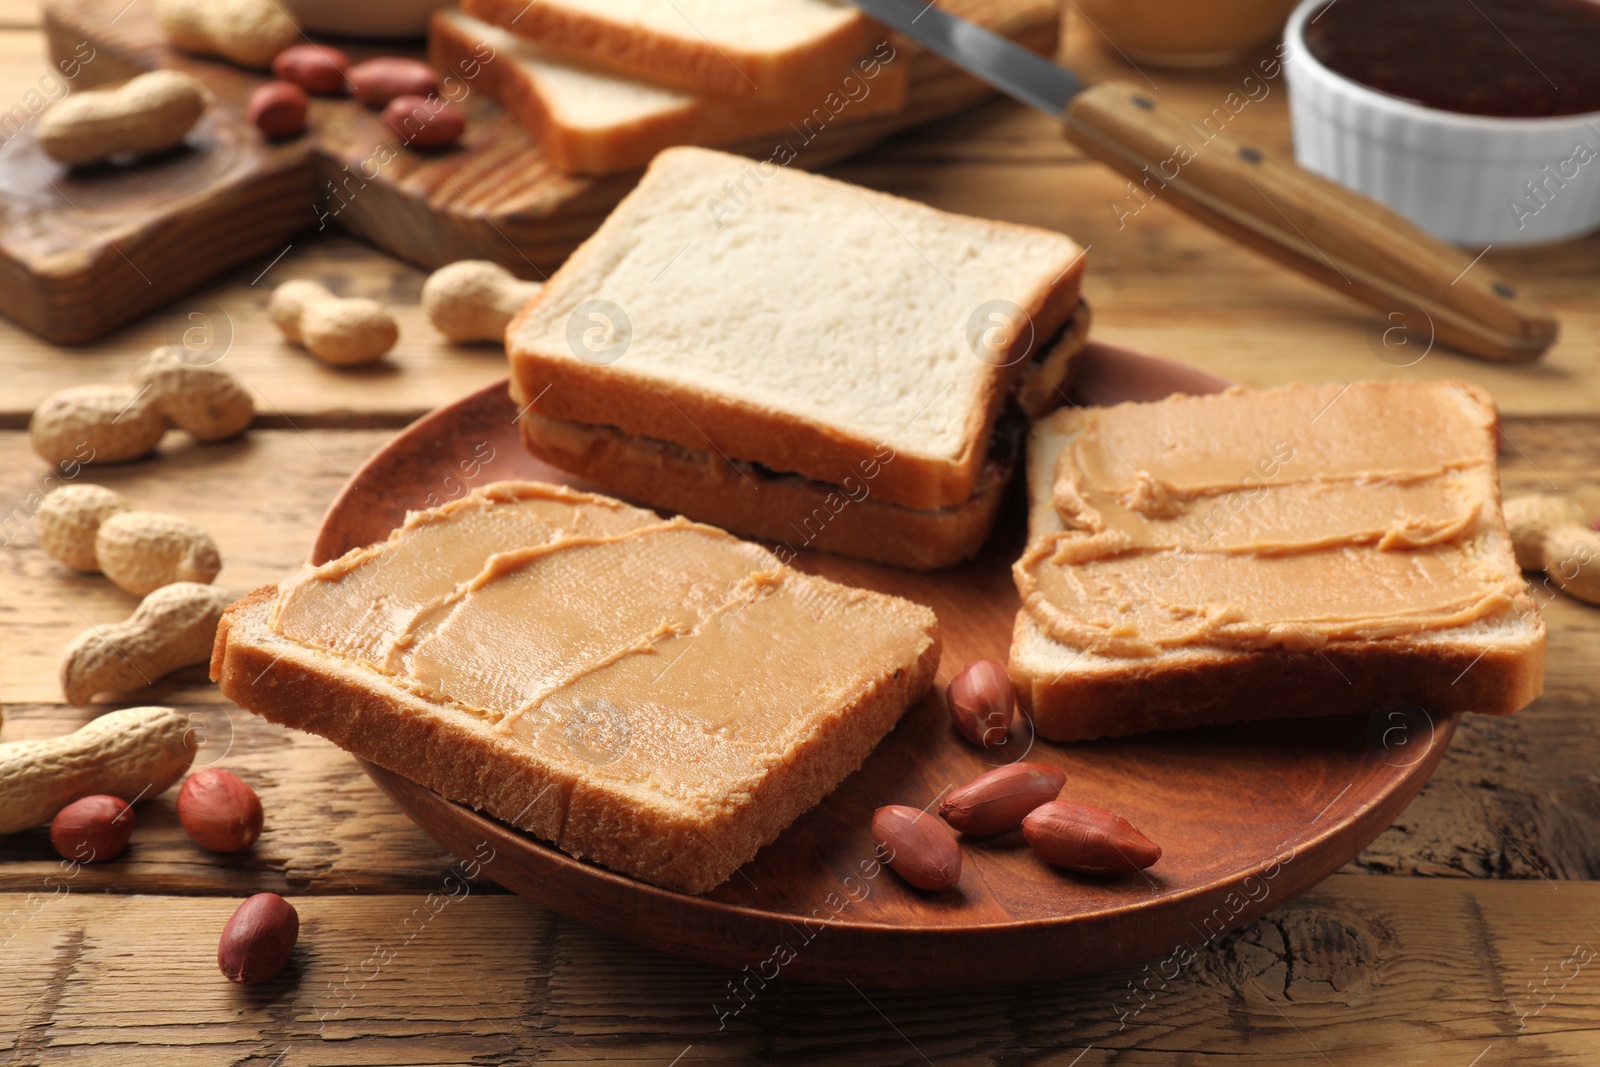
xmin=1283 ymin=0 xmax=1600 ymax=246
xmin=281 ymin=0 xmax=451 ymax=39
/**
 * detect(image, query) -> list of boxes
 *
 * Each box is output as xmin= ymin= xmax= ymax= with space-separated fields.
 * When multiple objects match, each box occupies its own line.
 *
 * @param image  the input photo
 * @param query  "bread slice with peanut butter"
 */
xmin=1010 ymin=381 xmax=1545 ymax=741
xmin=211 ymin=482 xmax=940 ymax=894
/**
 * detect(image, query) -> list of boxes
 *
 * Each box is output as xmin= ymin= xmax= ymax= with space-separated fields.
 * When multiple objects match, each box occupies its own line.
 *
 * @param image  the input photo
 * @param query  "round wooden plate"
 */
xmin=315 ymin=342 xmax=1456 ymax=988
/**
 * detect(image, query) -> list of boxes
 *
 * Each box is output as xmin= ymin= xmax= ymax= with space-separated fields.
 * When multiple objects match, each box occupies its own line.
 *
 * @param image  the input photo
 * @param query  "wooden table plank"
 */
xmin=4 ymin=875 xmax=1600 ymax=1063
xmin=0 ymin=2 xmax=39 ymax=28
xmin=1 ymin=426 xmax=393 ymax=704
xmin=0 ymin=238 xmax=510 ymax=431
xmin=0 ymin=700 xmax=469 ymax=895
xmin=0 ymin=27 xmax=47 ymax=103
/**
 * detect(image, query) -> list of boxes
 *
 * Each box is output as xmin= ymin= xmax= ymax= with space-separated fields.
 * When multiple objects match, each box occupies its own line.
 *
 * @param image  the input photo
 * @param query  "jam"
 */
xmin=1303 ymin=0 xmax=1600 ymax=118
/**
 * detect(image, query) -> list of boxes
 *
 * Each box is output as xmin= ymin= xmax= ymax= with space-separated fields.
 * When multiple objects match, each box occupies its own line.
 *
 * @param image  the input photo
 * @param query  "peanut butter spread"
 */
xmin=270 ymin=483 xmax=933 ymax=801
xmin=1015 ymin=382 xmax=1527 ymax=658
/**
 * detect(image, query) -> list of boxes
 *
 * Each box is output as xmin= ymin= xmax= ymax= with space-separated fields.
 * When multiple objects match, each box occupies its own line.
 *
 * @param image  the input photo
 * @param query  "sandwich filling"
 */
xmin=1015 ymin=382 xmax=1527 ymax=658
xmin=269 ymin=483 xmax=926 ymax=800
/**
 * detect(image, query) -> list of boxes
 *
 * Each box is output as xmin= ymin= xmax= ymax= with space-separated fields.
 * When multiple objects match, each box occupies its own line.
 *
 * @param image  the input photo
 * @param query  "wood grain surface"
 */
xmin=6 ymin=878 xmax=1600 ymax=1064
xmin=3 ymin=1 xmax=1600 ymax=1060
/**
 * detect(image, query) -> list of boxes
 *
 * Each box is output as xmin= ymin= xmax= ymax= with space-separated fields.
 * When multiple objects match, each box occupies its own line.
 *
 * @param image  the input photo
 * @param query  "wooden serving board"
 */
xmin=311 ymin=346 xmax=1457 ymax=989
xmin=5 ymin=0 xmax=1059 ymax=344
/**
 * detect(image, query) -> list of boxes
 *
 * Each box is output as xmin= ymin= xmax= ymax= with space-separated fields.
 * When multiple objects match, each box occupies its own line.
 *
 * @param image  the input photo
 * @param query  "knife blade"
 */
xmin=850 ymin=0 xmax=1558 ymax=363
xmin=852 ymin=0 xmax=1080 ymax=115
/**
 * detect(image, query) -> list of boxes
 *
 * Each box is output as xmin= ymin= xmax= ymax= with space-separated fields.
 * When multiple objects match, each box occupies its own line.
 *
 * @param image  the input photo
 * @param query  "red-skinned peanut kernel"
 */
xmin=248 ymin=81 xmax=308 ymax=139
xmin=50 ymin=794 xmax=135 ymax=862
xmin=382 ymin=94 xmax=465 ymax=149
xmin=940 ymin=762 xmax=1066 ymax=836
xmin=948 ymin=659 xmax=1014 ymax=748
xmin=348 ymin=57 xmax=442 ymax=108
xmin=871 ymin=804 xmax=961 ymax=891
xmin=1022 ymin=800 xmax=1162 ymax=874
xmin=218 ymin=893 xmax=298 ymax=984
xmin=272 ymin=44 xmax=351 ymax=95
xmin=177 ymin=768 xmax=264 ymax=853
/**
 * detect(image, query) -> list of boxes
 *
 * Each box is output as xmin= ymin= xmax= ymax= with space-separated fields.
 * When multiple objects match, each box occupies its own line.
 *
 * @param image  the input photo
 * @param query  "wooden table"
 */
xmin=5 ymin=3 xmax=1600 ymax=1063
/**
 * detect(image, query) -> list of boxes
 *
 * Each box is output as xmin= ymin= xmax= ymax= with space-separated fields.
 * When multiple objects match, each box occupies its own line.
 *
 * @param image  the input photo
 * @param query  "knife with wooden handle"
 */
xmin=851 ymin=0 xmax=1559 ymax=363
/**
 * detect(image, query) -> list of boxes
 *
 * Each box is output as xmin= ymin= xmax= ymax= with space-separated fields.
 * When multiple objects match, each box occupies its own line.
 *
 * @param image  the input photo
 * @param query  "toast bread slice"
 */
xmin=1010 ymin=381 xmax=1545 ymax=741
xmin=431 ymin=10 xmax=908 ymax=175
xmin=459 ymin=0 xmax=876 ymax=99
xmin=517 ymin=301 xmax=1092 ymax=569
xmin=506 ymin=146 xmax=1087 ymax=511
xmin=211 ymin=483 xmax=940 ymax=894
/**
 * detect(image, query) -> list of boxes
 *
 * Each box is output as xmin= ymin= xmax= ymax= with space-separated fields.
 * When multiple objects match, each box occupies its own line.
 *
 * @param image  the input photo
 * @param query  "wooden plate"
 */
xmin=314 ymin=343 xmax=1456 ymax=988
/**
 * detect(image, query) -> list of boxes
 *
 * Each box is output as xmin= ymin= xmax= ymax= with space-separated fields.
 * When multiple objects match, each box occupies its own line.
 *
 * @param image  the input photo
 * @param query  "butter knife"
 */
xmin=852 ymin=0 xmax=1558 ymax=363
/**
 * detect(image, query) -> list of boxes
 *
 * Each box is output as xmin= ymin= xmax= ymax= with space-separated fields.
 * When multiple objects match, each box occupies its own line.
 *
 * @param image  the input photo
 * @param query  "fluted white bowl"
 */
xmin=1283 ymin=0 xmax=1600 ymax=246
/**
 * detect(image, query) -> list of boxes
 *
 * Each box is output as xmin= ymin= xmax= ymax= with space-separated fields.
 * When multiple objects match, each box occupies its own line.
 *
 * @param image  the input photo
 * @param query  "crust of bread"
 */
xmin=520 ymin=415 xmax=1007 ymax=570
xmin=213 ymin=582 xmax=940 ymax=895
xmin=460 ymin=0 xmax=877 ymax=99
xmin=1011 ymin=611 xmax=1546 ymax=742
xmin=1008 ymin=380 xmax=1547 ymax=741
xmin=431 ymin=12 xmax=908 ymax=175
xmin=506 ymin=149 xmax=1088 ymax=511
xmin=516 ymin=303 xmax=1091 ymax=569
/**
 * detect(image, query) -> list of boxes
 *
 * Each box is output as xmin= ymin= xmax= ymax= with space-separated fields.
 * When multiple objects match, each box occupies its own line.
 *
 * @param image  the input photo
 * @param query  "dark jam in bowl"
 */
xmin=1303 ymin=0 xmax=1600 ymax=118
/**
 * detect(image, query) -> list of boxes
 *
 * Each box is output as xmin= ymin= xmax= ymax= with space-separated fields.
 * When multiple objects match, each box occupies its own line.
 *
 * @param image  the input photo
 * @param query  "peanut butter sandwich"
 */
xmin=212 ymin=482 xmax=940 ymax=893
xmin=1011 ymin=381 xmax=1545 ymax=740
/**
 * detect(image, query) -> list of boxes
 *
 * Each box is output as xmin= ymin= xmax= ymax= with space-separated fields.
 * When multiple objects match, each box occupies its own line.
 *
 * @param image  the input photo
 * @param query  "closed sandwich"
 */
xmin=507 ymin=146 xmax=1088 ymax=568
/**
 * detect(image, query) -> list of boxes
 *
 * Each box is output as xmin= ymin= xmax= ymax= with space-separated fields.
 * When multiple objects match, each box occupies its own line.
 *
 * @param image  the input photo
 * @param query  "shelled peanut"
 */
xmin=157 ymin=0 xmax=300 ymax=69
xmin=61 ymin=582 xmax=233 ymax=705
xmin=269 ymin=279 xmax=399 ymax=365
xmin=30 ymin=347 xmax=253 ymax=467
xmin=423 ymin=261 xmax=543 ymax=343
xmin=36 ymin=484 xmax=222 ymax=596
xmin=37 ymin=71 xmax=209 ymax=166
xmin=1505 ymin=493 xmax=1600 ymax=605
xmin=0 ymin=707 xmax=194 ymax=835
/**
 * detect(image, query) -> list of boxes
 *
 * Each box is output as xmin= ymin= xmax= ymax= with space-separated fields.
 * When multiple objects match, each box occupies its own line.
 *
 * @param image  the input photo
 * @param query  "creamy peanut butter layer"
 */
xmin=1015 ymin=382 xmax=1528 ymax=658
xmin=272 ymin=482 xmax=936 ymax=802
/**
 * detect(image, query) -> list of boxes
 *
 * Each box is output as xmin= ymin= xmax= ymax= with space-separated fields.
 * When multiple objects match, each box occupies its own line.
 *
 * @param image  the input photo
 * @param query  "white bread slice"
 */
xmin=1011 ymin=382 xmax=1546 ymax=741
xmin=211 ymin=482 xmax=940 ymax=895
xmin=431 ymin=10 xmax=907 ymax=175
xmin=459 ymin=0 xmax=876 ymax=99
xmin=517 ymin=301 xmax=1092 ymax=569
xmin=507 ymin=146 xmax=1087 ymax=512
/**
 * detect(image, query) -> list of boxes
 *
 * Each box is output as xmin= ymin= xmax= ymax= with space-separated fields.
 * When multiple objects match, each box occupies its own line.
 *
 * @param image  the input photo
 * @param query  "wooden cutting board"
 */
xmin=3 ymin=0 xmax=1059 ymax=344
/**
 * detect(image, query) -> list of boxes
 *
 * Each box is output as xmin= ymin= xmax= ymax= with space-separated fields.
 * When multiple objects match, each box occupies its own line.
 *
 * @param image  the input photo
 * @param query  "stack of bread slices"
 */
xmin=508 ymin=145 xmax=1088 ymax=569
xmin=431 ymin=0 xmax=912 ymax=173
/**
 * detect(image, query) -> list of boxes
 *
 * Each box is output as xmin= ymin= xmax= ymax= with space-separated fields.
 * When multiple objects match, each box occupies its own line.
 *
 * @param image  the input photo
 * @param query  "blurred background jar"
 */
xmin=1069 ymin=0 xmax=1300 ymax=67
xmin=280 ymin=0 xmax=451 ymax=38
